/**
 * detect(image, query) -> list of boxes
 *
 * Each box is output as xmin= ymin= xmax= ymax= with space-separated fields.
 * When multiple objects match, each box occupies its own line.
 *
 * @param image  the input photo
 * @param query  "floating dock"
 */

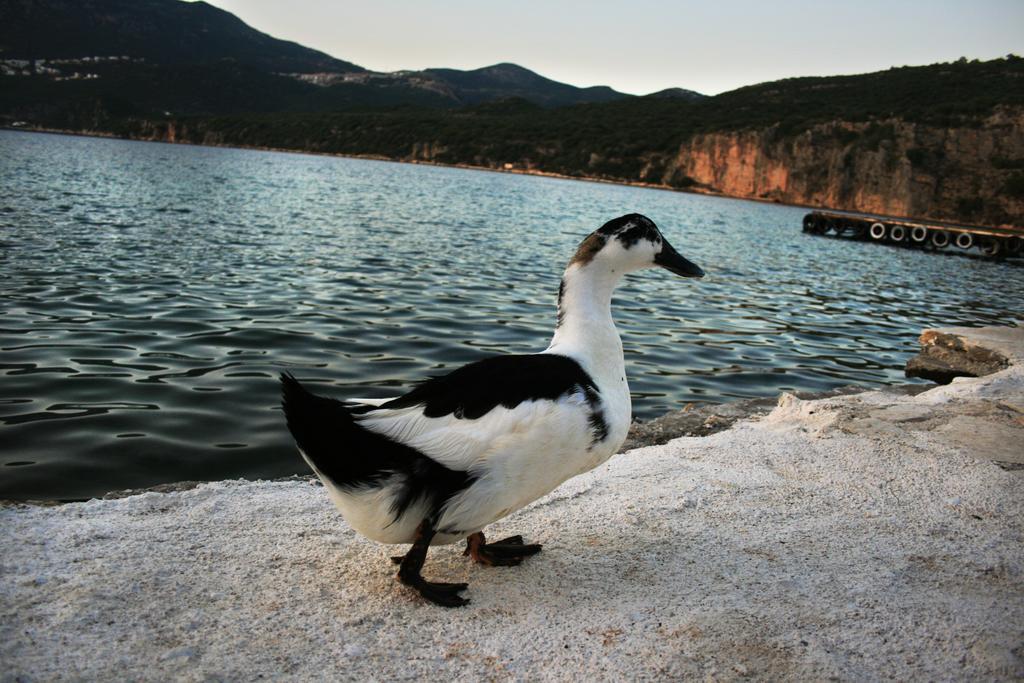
xmin=802 ymin=210 xmax=1024 ymax=259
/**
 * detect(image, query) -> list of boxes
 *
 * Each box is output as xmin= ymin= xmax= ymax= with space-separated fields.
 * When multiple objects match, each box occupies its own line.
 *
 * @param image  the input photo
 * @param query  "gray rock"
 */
xmin=906 ymin=329 xmax=1009 ymax=383
xmin=622 ymin=385 xmax=870 ymax=451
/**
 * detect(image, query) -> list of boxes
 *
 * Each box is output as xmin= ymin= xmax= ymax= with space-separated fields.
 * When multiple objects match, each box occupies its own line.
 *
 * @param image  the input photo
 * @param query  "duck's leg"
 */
xmin=396 ymin=520 xmax=469 ymax=608
xmin=464 ymin=531 xmax=542 ymax=567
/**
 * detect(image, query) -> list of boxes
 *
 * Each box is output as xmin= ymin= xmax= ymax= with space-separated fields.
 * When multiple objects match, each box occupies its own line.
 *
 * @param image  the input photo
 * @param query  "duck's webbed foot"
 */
xmin=402 ymin=576 xmax=469 ymax=608
xmin=396 ymin=521 xmax=469 ymax=608
xmin=464 ymin=531 xmax=542 ymax=567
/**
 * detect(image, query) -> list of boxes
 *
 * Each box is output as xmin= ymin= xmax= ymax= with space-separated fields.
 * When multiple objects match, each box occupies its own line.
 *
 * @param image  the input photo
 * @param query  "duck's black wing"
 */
xmin=379 ymin=353 xmax=602 ymax=420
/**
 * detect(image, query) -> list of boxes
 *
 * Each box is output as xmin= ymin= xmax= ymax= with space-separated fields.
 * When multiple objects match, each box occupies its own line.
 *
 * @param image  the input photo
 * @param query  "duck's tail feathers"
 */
xmin=280 ymin=372 xmax=355 ymax=466
xmin=278 ymin=372 xmax=475 ymax=522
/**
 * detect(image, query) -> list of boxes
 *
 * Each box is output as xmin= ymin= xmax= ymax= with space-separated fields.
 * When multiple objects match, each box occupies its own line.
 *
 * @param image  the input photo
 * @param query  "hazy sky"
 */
xmin=202 ymin=0 xmax=1023 ymax=95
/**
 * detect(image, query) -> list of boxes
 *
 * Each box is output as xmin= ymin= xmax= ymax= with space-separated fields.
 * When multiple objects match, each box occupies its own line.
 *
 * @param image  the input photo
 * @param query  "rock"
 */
xmin=660 ymin=112 xmax=1024 ymax=227
xmin=905 ymin=329 xmax=1009 ymax=384
xmin=622 ymin=386 xmax=866 ymax=451
xmin=933 ymin=414 xmax=1024 ymax=465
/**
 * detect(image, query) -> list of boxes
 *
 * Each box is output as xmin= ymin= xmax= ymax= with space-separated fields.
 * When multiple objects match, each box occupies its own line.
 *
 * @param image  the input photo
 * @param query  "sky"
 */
xmin=202 ymin=0 xmax=1023 ymax=95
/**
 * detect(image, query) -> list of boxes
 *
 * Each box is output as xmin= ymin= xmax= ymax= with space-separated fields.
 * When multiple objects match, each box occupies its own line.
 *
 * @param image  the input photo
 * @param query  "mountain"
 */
xmin=645 ymin=87 xmax=706 ymax=101
xmin=420 ymin=63 xmax=627 ymax=107
xmin=271 ymin=62 xmax=632 ymax=109
xmin=0 ymin=0 xmax=363 ymax=73
xmin=0 ymin=0 xmax=647 ymax=112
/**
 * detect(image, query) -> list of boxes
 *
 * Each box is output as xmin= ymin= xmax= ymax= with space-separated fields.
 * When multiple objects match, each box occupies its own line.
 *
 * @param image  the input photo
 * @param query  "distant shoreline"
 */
xmin=2 ymin=124 xmax=817 ymax=211
xmin=15 ymin=125 xmax=1019 ymax=231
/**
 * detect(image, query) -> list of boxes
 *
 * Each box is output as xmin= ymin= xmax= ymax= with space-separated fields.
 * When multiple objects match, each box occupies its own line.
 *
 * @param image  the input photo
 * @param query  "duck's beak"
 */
xmin=655 ymin=240 xmax=705 ymax=278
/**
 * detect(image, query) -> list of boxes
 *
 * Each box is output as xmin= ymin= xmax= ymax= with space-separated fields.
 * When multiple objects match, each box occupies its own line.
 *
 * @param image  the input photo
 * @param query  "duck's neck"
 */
xmin=546 ymin=263 xmax=625 ymax=376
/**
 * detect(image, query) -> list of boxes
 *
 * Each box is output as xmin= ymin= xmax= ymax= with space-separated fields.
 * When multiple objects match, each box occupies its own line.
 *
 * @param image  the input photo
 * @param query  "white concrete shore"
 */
xmin=3 ymin=327 xmax=1023 ymax=681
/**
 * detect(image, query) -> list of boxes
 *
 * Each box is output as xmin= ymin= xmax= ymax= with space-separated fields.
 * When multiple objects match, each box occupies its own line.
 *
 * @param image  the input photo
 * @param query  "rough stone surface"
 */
xmin=3 ymin=326 xmax=1024 ymax=681
xmin=621 ymin=386 xmax=874 ymax=450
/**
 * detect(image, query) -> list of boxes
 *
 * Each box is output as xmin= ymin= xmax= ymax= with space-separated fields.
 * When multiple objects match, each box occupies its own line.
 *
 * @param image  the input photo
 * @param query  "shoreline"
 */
xmin=7 ymin=125 xmax=1021 ymax=231
xmin=0 ymin=324 xmax=1006 ymax=507
xmin=0 ymin=125 xmax=853 ymax=215
xmin=3 ymin=324 xmax=1022 ymax=679
xmin=13 ymin=125 xmax=1020 ymax=230
xmin=1 ymin=383 xmax=931 ymax=508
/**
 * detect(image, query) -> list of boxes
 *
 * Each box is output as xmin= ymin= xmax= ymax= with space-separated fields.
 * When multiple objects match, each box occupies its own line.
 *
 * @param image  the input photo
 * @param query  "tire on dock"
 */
xmin=869 ymin=222 xmax=887 ymax=240
xmin=931 ymin=230 xmax=951 ymax=248
xmin=804 ymin=215 xmax=827 ymax=234
xmin=910 ymin=226 xmax=929 ymax=243
xmin=980 ymin=238 xmax=1002 ymax=257
xmin=833 ymin=219 xmax=852 ymax=235
xmin=1007 ymin=236 xmax=1023 ymax=255
xmin=889 ymin=225 xmax=907 ymax=242
xmin=955 ymin=232 xmax=974 ymax=250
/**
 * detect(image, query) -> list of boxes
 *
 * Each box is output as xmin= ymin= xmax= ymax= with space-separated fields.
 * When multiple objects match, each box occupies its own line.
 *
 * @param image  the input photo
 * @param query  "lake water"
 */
xmin=1 ymin=130 xmax=1021 ymax=501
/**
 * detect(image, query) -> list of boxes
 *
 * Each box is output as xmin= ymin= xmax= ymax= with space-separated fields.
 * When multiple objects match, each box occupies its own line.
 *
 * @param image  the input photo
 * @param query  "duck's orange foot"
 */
xmin=464 ymin=531 xmax=542 ymax=567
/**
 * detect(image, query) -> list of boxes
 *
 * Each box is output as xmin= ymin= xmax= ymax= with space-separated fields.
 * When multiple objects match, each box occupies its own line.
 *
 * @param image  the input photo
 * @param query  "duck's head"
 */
xmin=570 ymin=213 xmax=704 ymax=279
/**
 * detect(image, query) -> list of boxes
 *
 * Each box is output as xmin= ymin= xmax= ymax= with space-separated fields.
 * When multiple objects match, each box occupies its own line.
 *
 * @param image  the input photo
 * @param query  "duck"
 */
xmin=280 ymin=213 xmax=704 ymax=607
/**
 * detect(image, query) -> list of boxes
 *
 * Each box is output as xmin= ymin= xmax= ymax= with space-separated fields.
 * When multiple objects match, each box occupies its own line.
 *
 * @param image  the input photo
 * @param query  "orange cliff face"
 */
xmin=663 ymin=108 xmax=1024 ymax=227
xmin=682 ymin=133 xmax=792 ymax=203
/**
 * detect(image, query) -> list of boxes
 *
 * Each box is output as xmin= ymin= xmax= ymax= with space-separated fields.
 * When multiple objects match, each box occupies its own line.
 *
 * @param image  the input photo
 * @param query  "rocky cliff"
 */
xmin=654 ymin=108 xmax=1024 ymax=227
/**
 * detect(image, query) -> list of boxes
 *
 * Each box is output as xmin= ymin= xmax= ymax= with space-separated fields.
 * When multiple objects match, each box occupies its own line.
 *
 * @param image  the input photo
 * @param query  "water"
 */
xmin=1 ymin=130 xmax=1021 ymax=501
